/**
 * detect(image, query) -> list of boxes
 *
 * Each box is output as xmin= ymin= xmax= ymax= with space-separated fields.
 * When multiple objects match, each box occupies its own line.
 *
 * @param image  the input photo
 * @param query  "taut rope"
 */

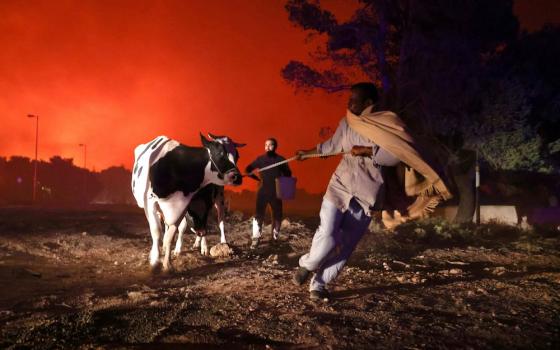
xmin=245 ymin=151 xmax=349 ymax=176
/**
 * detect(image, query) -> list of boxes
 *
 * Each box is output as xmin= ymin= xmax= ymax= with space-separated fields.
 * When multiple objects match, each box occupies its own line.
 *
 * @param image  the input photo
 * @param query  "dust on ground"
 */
xmin=0 ymin=206 xmax=559 ymax=349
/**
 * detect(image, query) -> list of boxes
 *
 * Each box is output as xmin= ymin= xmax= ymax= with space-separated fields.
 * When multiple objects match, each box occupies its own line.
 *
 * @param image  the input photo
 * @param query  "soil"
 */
xmin=0 ymin=206 xmax=559 ymax=349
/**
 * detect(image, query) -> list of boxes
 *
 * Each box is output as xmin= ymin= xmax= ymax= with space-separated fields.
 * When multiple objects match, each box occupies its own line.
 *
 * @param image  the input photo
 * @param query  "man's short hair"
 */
xmin=266 ymin=138 xmax=277 ymax=148
xmin=351 ymin=82 xmax=379 ymax=104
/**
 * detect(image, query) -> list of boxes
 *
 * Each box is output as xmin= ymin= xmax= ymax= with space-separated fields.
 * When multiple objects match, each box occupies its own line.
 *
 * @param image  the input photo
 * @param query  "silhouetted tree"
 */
xmin=95 ymin=166 xmax=134 ymax=204
xmin=282 ymin=0 xmax=558 ymax=221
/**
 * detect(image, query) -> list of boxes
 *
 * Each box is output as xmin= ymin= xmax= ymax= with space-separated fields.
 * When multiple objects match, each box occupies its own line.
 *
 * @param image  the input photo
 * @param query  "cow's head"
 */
xmin=200 ymin=132 xmax=245 ymax=186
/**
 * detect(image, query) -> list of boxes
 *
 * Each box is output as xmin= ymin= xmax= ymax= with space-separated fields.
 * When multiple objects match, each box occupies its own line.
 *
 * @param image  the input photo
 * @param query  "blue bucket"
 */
xmin=275 ymin=176 xmax=297 ymax=200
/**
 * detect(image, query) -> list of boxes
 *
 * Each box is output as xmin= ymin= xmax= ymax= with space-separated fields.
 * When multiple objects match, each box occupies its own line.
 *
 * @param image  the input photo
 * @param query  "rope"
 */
xmin=245 ymin=150 xmax=349 ymax=176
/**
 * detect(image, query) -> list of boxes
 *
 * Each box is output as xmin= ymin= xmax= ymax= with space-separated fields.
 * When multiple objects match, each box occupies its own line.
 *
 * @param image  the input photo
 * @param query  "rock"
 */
xmin=264 ymin=254 xmax=279 ymax=265
xmin=210 ymin=243 xmax=233 ymax=258
xmin=230 ymin=211 xmax=244 ymax=222
xmin=519 ymin=216 xmax=533 ymax=231
xmin=446 ymin=261 xmax=469 ymax=266
xmin=391 ymin=260 xmax=411 ymax=270
xmin=127 ymin=291 xmax=144 ymax=301
xmin=492 ymin=266 xmax=506 ymax=276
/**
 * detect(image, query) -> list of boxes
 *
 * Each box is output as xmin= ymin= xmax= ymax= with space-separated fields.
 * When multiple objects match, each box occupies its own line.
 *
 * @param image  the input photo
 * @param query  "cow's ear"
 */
xmin=200 ymin=132 xmax=211 ymax=147
xmin=234 ymin=142 xmax=246 ymax=148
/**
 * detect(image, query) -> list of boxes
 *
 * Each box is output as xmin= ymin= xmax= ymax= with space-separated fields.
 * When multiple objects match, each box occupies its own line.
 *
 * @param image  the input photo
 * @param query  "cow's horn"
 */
xmin=208 ymin=132 xmax=226 ymax=140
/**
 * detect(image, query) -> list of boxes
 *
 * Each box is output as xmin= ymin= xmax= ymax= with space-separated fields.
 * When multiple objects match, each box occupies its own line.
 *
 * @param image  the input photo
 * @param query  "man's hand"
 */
xmin=295 ymin=150 xmax=310 ymax=161
xmin=296 ymin=148 xmax=320 ymax=160
xmin=247 ymin=172 xmax=260 ymax=181
xmin=351 ymin=145 xmax=373 ymax=157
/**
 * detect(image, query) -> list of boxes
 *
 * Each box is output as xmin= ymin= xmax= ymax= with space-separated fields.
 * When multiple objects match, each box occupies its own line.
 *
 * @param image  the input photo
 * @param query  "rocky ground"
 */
xmin=0 ymin=206 xmax=559 ymax=349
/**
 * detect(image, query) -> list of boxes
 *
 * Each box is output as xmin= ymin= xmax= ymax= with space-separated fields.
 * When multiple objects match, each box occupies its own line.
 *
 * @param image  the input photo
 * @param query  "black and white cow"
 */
xmin=173 ymin=184 xmax=226 ymax=256
xmin=131 ymin=133 xmax=244 ymax=272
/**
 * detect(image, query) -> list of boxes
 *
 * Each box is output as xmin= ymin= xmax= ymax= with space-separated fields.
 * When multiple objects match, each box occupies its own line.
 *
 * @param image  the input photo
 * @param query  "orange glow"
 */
xmin=0 ymin=0 xmax=360 ymax=193
xmin=4 ymin=1 xmax=550 ymax=194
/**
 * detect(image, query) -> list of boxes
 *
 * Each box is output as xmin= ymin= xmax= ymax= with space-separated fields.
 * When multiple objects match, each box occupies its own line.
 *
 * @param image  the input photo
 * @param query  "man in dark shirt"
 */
xmin=246 ymin=138 xmax=292 ymax=248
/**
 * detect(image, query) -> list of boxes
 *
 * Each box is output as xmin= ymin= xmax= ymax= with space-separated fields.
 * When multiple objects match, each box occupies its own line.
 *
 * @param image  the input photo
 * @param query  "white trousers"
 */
xmin=299 ymin=198 xmax=371 ymax=291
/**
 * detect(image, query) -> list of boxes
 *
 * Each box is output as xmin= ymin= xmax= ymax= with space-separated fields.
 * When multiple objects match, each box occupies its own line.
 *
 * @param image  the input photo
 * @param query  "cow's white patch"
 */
xmin=252 ymin=217 xmax=262 ymax=238
xmin=147 ymin=198 xmax=163 ymax=267
xmin=200 ymin=236 xmax=208 ymax=255
xmin=174 ymin=217 xmax=188 ymax=256
xmin=131 ymin=136 xmax=179 ymax=209
xmin=219 ymin=220 xmax=226 ymax=243
xmin=193 ymin=235 xmax=201 ymax=249
xmin=158 ymin=191 xmax=193 ymax=226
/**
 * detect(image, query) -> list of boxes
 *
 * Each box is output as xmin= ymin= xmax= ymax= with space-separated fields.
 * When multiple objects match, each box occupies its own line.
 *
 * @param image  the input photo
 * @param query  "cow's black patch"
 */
xmin=187 ymin=184 xmax=224 ymax=230
xmin=150 ymin=145 xmax=209 ymax=199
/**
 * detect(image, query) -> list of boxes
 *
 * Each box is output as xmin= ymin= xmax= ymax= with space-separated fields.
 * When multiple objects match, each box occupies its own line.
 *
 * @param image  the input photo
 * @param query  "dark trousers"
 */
xmin=255 ymin=192 xmax=283 ymax=231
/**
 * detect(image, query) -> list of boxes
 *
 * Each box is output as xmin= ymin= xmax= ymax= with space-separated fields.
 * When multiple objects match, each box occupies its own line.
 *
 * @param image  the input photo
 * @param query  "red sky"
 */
xmin=0 ymin=0 xmax=557 ymax=194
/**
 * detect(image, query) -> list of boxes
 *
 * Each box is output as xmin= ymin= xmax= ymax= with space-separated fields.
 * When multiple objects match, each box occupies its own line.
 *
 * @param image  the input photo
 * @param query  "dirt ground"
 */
xmin=0 ymin=206 xmax=559 ymax=349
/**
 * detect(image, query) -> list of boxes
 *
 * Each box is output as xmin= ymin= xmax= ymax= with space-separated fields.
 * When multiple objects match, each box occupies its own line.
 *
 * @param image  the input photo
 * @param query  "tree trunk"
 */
xmin=451 ymin=150 xmax=477 ymax=223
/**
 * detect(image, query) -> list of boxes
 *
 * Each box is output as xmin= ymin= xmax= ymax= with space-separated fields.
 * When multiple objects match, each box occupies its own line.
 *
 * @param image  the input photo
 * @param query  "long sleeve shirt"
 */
xmin=319 ymin=118 xmax=400 ymax=215
xmin=246 ymin=153 xmax=292 ymax=197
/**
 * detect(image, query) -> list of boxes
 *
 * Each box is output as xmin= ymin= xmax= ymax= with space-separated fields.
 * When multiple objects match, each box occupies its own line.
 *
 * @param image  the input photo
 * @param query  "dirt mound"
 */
xmin=1 ymin=208 xmax=559 ymax=349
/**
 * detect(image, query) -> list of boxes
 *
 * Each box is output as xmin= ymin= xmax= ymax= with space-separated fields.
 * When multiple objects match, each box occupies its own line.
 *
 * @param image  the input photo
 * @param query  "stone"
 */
xmin=210 ymin=243 xmax=233 ymax=258
xmin=433 ymin=205 xmax=518 ymax=225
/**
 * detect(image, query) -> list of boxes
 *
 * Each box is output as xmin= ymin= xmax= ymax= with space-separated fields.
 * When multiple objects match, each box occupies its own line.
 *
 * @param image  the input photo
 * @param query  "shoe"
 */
xmin=293 ymin=267 xmax=310 ymax=286
xmin=310 ymin=289 xmax=330 ymax=302
xmin=250 ymin=237 xmax=260 ymax=249
xmin=381 ymin=210 xmax=406 ymax=230
xmin=273 ymin=229 xmax=280 ymax=241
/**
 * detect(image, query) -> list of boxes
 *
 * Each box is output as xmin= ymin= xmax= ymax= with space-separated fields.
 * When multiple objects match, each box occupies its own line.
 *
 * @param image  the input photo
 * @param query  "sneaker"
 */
xmin=309 ymin=289 xmax=330 ymax=302
xmin=250 ymin=237 xmax=260 ymax=250
xmin=272 ymin=230 xmax=280 ymax=241
xmin=292 ymin=267 xmax=310 ymax=286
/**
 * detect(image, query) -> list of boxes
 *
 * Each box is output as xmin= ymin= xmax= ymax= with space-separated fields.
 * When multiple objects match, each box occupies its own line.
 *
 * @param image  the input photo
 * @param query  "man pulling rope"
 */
xmin=291 ymin=82 xmax=452 ymax=302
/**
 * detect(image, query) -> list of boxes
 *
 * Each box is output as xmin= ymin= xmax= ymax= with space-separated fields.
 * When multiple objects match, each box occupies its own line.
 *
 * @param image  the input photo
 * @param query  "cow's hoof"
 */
xmin=149 ymin=263 xmax=162 ymax=274
xmin=173 ymin=250 xmax=181 ymax=257
xmin=250 ymin=237 xmax=260 ymax=250
xmin=162 ymin=265 xmax=175 ymax=275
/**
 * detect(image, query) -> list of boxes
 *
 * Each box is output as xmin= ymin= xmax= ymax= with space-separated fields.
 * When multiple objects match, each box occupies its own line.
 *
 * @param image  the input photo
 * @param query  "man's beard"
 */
xmin=266 ymin=150 xmax=276 ymax=157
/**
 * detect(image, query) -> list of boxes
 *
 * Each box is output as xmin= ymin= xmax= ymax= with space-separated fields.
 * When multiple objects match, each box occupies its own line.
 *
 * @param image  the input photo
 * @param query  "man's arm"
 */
xmin=245 ymin=158 xmax=261 ymax=181
xmin=295 ymin=148 xmax=319 ymax=161
xmin=351 ymin=145 xmax=400 ymax=166
xmin=296 ymin=119 xmax=345 ymax=161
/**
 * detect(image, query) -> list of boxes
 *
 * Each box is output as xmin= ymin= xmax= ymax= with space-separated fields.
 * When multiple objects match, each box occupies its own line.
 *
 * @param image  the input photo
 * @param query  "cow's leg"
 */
xmin=174 ymin=216 xmax=188 ymax=256
xmin=219 ymin=221 xmax=226 ymax=244
xmin=147 ymin=201 xmax=163 ymax=270
xmin=158 ymin=191 xmax=192 ymax=273
xmin=192 ymin=228 xmax=201 ymax=250
xmin=188 ymin=203 xmax=210 ymax=254
xmin=162 ymin=224 xmax=178 ymax=272
xmin=215 ymin=201 xmax=226 ymax=244
xmin=191 ymin=229 xmax=208 ymax=255
xmin=200 ymin=232 xmax=209 ymax=255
